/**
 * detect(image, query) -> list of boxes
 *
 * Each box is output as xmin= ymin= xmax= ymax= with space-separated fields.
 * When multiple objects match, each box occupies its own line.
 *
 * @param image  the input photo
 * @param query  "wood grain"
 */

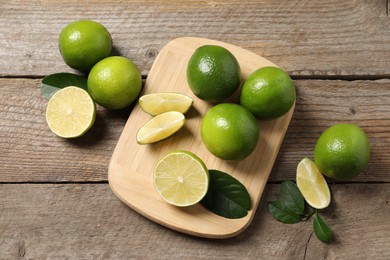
xmin=0 ymin=78 xmax=129 ymax=182
xmin=0 ymin=0 xmax=389 ymax=256
xmin=0 ymin=183 xmax=389 ymax=259
xmin=0 ymin=0 xmax=389 ymax=77
xmin=108 ymin=37 xmax=294 ymax=238
xmin=273 ymin=78 xmax=390 ymax=182
xmin=0 ymin=78 xmax=389 ymax=183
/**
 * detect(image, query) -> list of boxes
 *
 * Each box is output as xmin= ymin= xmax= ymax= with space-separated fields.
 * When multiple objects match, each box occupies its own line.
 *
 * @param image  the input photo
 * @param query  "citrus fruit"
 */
xmin=240 ymin=66 xmax=295 ymax=120
xmin=46 ymin=86 xmax=96 ymax=138
xmin=201 ymin=103 xmax=259 ymax=161
xmin=186 ymin=45 xmax=241 ymax=102
xmin=138 ymin=93 xmax=193 ymax=116
xmin=296 ymin=158 xmax=331 ymax=209
xmin=87 ymin=56 xmax=142 ymax=109
xmin=314 ymin=123 xmax=370 ymax=180
xmin=59 ymin=20 xmax=112 ymax=72
xmin=153 ymin=150 xmax=209 ymax=207
xmin=136 ymin=111 xmax=185 ymax=144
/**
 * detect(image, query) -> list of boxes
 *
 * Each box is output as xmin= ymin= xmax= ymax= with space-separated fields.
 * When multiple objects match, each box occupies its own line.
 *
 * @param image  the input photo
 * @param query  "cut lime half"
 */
xmin=296 ymin=158 xmax=331 ymax=209
xmin=46 ymin=86 xmax=96 ymax=138
xmin=139 ymin=92 xmax=193 ymax=116
xmin=153 ymin=150 xmax=209 ymax=207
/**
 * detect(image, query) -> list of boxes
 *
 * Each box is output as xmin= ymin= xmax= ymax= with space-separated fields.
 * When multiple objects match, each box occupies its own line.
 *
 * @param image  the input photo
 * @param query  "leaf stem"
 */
xmin=301 ymin=209 xmax=316 ymax=221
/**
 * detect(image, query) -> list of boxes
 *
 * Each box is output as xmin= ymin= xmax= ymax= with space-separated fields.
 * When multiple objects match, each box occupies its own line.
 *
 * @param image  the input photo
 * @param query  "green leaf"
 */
xmin=313 ymin=212 xmax=333 ymax=242
xmin=41 ymin=73 xmax=88 ymax=100
xmin=280 ymin=180 xmax=305 ymax=216
xmin=268 ymin=200 xmax=302 ymax=224
xmin=201 ymin=169 xmax=251 ymax=219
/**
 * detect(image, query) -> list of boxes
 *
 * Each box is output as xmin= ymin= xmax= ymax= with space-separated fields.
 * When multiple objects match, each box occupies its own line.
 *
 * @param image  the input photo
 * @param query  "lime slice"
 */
xmin=46 ymin=86 xmax=96 ymax=138
xmin=138 ymin=93 xmax=193 ymax=116
xmin=136 ymin=111 xmax=185 ymax=144
xmin=153 ymin=150 xmax=209 ymax=207
xmin=296 ymin=158 xmax=331 ymax=209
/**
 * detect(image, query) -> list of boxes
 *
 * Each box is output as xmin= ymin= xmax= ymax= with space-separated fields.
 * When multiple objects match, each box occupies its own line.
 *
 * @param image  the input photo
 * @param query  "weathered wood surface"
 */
xmin=1 ymin=184 xmax=389 ymax=259
xmin=1 ymin=78 xmax=388 ymax=183
xmin=0 ymin=0 xmax=389 ymax=77
xmin=1 ymin=0 xmax=390 ymax=258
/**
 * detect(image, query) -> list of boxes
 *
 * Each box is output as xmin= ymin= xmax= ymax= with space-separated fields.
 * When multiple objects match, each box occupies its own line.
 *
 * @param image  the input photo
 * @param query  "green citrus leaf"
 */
xmin=41 ymin=73 xmax=88 ymax=100
xmin=280 ymin=180 xmax=305 ymax=216
xmin=268 ymin=200 xmax=302 ymax=224
xmin=201 ymin=169 xmax=251 ymax=219
xmin=313 ymin=213 xmax=333 ymax=242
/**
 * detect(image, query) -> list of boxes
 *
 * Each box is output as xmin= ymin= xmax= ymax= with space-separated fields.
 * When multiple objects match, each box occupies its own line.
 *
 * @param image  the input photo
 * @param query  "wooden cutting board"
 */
xmin=108 ymin=37 xmax=295 ymax=239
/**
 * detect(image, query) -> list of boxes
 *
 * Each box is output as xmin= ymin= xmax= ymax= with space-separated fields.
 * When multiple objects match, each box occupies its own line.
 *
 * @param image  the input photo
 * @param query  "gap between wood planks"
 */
xmin=1 ymin=181 xmax=389 ymax=184
xmin=1 ymin=74 xmax=390 ymax=81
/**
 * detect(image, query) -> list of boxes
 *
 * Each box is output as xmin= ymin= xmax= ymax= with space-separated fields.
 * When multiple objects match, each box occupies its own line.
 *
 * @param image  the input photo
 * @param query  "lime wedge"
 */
xmin=296 ymin=158 xmax=331 ymax=209
xmin=138 ymin=92 xmax=193 ymax=116
xmin=46 ymin=86 xmax=96 ymax=138
xmin=136 ymin=111 xmax=185 ymax=144
xmin=153 ymin=150 xmax=209 ymax=207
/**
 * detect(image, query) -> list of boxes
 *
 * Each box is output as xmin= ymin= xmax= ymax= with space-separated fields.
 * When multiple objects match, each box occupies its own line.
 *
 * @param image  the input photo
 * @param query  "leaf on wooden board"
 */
xmin=41 ymin=73 xmax=88 ymax=100
xmin=280 ymin=180 xmax=305 ymax=216
xmin=268 ymin=200 xmax=302 ymax=224
xmin=313 ymin=212 xmax=333 ymax=243
xmin=201 ymin=169 xmax=251 ymax=219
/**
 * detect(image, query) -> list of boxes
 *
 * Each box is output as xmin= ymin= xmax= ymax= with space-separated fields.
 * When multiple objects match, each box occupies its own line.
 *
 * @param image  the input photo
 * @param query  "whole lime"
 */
xmin=87 ymin=56 xmax=142 ymax=109
xmin=314 ymin=123 xmax=370 ymax=180
xmin=187 ymin=45 xmax=241 ymax=102
xmin=201 ymin=103 xmax=259 ymax=161
xmin=59 ymin=20 xmax=112 ymax=72
xmin=240 ymin=66 xmax=295 ymax=120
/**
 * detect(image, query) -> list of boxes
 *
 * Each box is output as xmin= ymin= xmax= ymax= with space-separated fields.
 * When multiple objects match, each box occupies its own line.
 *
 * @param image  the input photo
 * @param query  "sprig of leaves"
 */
xmin=268 ymin=180 xmax=333 ymax=243
xmin=268 ymin=181 xmax=305 ymax=223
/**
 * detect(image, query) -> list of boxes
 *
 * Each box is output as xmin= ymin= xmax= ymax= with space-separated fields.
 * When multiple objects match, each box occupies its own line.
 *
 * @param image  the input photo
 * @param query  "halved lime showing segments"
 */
xmin=153 ymin=150 xmax=209 ymax=207
xmin=46 ymin=86 xmax=96 ymax=138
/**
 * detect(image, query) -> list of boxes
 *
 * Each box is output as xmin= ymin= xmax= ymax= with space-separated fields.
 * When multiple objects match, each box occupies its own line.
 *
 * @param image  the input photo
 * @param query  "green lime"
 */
xmin=314 ymin=123 xmax=370 ymax=180
xmin=59 ymin=20 xmax=112 ymax=72
xmin=201 ymin=103 xmax=259 ymax=161
xmin=240 ymin=66 xmax=295 ymax=120
xmin=187 ymin=45 xmax=241 ymax=102
xmin=87 ymin=56 xmax=142 ymax=110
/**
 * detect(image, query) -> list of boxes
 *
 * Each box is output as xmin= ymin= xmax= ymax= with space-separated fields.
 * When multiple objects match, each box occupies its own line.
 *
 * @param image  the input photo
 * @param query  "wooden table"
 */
xmin=1 ymin=1 xmax=389 ymax=259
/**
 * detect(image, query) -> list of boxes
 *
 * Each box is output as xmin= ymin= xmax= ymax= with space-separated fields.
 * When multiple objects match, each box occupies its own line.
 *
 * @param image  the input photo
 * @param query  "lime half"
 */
xmin=46 ymin=86 xmax=96 ymax=138
xmin=153 ymin=150 xmax=209 ymax=207
xmin=296 ymin=158 xmax=331 ymax=209
xmin=139 ymin=93 xmax=193 ymax=116
xmin=136 ymin=111 xmax=185 ymax=144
